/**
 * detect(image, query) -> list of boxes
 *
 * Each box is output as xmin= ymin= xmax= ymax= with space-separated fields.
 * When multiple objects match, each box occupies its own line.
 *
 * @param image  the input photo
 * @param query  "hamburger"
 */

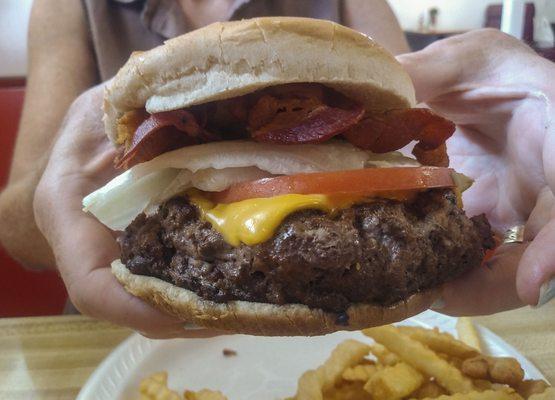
xmin=83 ymin=17 xmax=494 ymax=336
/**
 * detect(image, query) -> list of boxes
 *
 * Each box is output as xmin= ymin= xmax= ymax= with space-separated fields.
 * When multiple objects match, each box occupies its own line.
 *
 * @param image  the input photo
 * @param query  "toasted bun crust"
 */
xmin=112 ymin=260 xmax=439 ymax=336
xmin=104 ymin=17 xmax=416 ymax=143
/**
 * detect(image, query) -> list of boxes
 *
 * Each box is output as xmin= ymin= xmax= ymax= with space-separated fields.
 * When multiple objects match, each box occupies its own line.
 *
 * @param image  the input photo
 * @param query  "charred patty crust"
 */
xmin=119 ymin=189 xmax=494 ymax=313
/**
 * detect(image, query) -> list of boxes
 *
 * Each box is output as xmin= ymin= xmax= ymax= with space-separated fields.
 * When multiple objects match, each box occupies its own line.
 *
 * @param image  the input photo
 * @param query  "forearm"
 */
xmin=0 ymin=0 xmax=98 ymax=269
xmin=0 ymin=165 xmax=56 ymax=269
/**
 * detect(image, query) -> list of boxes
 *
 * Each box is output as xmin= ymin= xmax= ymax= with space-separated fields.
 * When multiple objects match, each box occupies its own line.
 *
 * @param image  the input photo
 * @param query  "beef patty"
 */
xmin=119 ymin=189 xmax=494 ymax=313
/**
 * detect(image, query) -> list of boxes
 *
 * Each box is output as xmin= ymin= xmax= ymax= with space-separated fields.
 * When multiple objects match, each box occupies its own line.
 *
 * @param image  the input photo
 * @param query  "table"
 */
xmin=1 ymin=303 xmax=554 ymax=399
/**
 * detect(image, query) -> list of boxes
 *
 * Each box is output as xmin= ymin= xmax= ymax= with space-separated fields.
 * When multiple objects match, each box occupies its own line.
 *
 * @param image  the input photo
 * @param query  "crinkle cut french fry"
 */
xmin=139 ymin=371 xmax=181 ymax=400
xmin=324 ymin=381 xmax=372 ymax=400
xmin=473 ymin=379 xmax=494 ymax=391
xmin=398 ymin=326 xmax=479 ymax=359
xmin=184 ymin=389 xmax=228 ymax=400
xmin=364 ymin=362 xmax=424 ymax=400
xmin=296 ymin=370 xmax=323 ymax=400
xmin=319 ymin=340 xmax=372 ymax=392
xmin=517 ymin=380 xmax=551 ymax=398
xmin=363 ymin=326 xmax=475 ymax=394
xmin=488 ymin=357 xmax=524 ymax=387
xmin=342 ymin=364 xmax=378 ymax=382
xmin=295 ymin=340 xmax=371 ymax=400
xmin=369 ymin=343 xmax=400 ymax=365
xmin=456 ymin=317 xmax=482 ymax=352
xmin=140 ymin=384 xmax=180 ymax=400
xmin=463 ymin=356 xmax=490 ymax=380
xmin=462 ymin=356 xmax=524 ymax=387
xmin=410 ymin=380 xmax=447 ymax=399
xmin=411 ymin=389 xmax=523 ymax=399
xmin=528 ymin=387 xmax=555 ymax=400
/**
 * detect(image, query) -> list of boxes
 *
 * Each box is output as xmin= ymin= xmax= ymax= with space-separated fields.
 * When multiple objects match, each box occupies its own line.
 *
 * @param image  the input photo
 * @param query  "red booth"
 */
xmin=0 ymin=79 xmax=67 ymax=317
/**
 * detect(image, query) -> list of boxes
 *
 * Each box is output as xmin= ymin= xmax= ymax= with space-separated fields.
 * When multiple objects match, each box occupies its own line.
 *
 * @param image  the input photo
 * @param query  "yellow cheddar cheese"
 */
xmin=187 ymin=190 xmax=363 ymax=246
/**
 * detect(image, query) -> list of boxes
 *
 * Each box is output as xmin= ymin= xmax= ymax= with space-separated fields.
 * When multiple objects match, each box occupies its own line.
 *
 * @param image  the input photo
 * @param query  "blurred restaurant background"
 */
xmin=1 ymin=0 xmax=555 ymax=318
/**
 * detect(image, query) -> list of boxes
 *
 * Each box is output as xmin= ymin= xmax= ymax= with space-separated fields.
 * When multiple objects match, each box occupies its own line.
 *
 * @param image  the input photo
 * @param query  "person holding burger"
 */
xmin=0 ymin=4 xmax=553 ymax=339
xmin=32 ymin=25 xmax=555 ymax=338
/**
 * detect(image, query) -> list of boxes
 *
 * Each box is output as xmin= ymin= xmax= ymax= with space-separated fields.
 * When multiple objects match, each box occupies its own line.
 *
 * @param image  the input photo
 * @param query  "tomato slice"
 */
xmin=209 ymin=167 xmax=455 ymax=204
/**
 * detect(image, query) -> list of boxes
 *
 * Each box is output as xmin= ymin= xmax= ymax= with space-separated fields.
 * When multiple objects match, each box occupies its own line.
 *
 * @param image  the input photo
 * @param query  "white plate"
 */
xmin=78 ymin=310 xmax=546 ymax=400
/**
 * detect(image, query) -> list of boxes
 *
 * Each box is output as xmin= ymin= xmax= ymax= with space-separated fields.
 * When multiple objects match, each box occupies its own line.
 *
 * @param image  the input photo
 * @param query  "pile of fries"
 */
xmin=138 ymin=320 xmax=552 ymax=400
xmin=292 ymin=324 xmax=553 ymax=400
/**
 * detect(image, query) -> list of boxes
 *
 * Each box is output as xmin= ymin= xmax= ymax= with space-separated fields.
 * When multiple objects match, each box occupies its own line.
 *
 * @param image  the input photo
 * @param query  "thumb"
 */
xmin=517 ymin=219 xmax=555 ymax=306
xmin=433 ymin=243 xmax=525 ymax=316
xmin=397 ymin=43 xmax=462 ymax=104
xmin=397 ymin=29 xmax=536 ymax=105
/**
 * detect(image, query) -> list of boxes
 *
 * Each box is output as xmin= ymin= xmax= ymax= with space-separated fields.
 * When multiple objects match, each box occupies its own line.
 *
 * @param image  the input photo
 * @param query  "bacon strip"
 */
xmin=412 ymin=142 xmax=449 ymax=167
xmin=248 ymin=95 xmax=324 ymax=131
xmin=342 ymin=108 xmax=455 ymax=153
xmin=115 ymin=110 xmax=219 ymax=169
xmin=114 ymin=85 xmax=455 ymax=169
xmin=251 ymin=104 xmax=365 ymax=144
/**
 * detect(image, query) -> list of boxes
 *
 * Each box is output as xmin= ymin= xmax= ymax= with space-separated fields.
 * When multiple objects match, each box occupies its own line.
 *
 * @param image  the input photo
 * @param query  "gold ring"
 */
xmin=503 ymin=225 xmax=525 ymax=244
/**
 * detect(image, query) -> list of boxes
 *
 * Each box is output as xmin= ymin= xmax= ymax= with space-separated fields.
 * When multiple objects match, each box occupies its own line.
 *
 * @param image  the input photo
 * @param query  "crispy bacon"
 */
xmin=115 ymin=110 xmax=219 ymax=169
xmin=342 ymin=108 xmax=455 ymax=153
xmin=251 ymin=104 xmax=365 ymax=144
xmin=116 ymin=109 xmax=148 ymax=146
xmin=249 ymin=89 xmax=365 ymax=145
xmin=412 ymin=142 xmax=450 ymax=167
xmin=114 ymin=83 xmax=455 ymax=169
xmin=248 ymin=95 xmax=325 ymax=131
xmin=247 ymin=84 xmax=368 ymax=144
xmin=247 ymin=84 xmax=326 ymax=132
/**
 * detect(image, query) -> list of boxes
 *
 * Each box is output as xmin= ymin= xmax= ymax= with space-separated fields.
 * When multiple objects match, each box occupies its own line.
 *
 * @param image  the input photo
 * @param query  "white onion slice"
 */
xmin=191 ymin=167 xmax=272 ymax=192
xmin=131 ymin=140 xmax=370 ymax=177
xmin=365 ymin=151 xmax=421 ymax=168
xmin=82 ymin=140 xmax=422 ymax=231
xmin=83 ymin=168 xmax=179 ymax=231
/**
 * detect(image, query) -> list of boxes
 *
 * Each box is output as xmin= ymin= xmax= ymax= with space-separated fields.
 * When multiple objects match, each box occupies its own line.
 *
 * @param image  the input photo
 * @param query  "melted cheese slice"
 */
xmin=188 ymin=190 xmax=416 ymax=247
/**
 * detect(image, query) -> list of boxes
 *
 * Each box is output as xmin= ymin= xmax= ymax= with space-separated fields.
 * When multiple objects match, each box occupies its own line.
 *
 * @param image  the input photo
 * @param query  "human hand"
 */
xmin=398 ymin=29 xmax=555 ymax=315
xmin=34 ymin=85 xmax=225 ymax=338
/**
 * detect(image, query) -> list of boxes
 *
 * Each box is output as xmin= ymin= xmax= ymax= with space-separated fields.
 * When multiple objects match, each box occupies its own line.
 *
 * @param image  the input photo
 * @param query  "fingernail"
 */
xmin=183 ymin=322 xmax=203 ymax=330
xmin=534 ymin=277 xmax=555 ymax=308
xmin=431 ymin=297 xmax=445 ymax=310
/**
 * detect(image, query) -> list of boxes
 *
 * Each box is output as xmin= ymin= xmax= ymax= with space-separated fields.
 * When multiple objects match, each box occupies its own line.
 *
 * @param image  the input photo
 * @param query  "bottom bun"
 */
xmin=112 ymin=259 xmax=440 ymax=336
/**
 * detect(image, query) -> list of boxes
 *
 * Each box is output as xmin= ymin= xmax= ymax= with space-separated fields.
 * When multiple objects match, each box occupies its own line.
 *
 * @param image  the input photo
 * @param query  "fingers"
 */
xmin=397 ymin=44 xmax=460 ymax=104
xmin=434 ymin=243 xmax=526 ymax=316
xmin=54 ymin=212 xmax=176 ymax=327
xmin=33 ymin=82 xmax=228 ymax=339
xmin=397 ymin=29 xmax=532 ymax=104
xmin=71 ymin=268 xmax=185 ymax=334
xmin=396 ymin=30 xmax=486 ymax=103
xmin=516 ymin=219 xmax=555 ymax=306
xmin=73 ymin=268 xmax=227 ymax=339
xmin=57 ymin=214 xmax=227 ymax=338
xmin=523 ymin=187 xmax=554 ymax=239
xmin=433 ymin=195 xmax=555 ymax=314
xmin=39 ymin=173 xmax=220 ymax=338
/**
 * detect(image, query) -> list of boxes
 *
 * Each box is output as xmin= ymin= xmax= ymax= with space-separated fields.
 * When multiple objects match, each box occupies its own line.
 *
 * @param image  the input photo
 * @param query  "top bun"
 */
xmin=104 ymin=17 xmax=416 ymax=143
